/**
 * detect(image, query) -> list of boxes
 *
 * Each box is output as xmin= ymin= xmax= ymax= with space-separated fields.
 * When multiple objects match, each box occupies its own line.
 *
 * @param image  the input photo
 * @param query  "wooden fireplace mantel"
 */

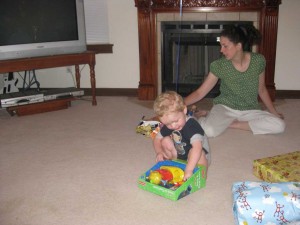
xmin=134 ymin=0 xmax=282 ymax=100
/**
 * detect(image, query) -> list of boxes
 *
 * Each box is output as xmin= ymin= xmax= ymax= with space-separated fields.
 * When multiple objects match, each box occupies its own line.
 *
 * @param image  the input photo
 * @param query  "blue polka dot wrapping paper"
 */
xmin=232 ymin=181 xmax=300 ymax=225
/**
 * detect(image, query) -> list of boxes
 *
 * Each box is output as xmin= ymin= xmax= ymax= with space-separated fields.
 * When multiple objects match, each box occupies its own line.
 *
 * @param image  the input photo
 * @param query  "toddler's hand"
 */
xmin=183 ymin=170 xmax=193 ymax=181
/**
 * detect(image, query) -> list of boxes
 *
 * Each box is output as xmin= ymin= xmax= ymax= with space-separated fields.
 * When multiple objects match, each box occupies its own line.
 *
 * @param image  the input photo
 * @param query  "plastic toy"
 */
xmin=148 ymin=166 xmax=184 ymax=187
xmin=136 ymin=116 xmax=161 ymax=138
xmin=138 ymin=160 xmax=207 ymax=201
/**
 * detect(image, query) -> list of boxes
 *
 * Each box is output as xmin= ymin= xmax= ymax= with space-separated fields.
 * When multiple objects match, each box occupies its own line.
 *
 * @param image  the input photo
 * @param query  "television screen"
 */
xmin=0 ymin=0 xmax=86 ymax=60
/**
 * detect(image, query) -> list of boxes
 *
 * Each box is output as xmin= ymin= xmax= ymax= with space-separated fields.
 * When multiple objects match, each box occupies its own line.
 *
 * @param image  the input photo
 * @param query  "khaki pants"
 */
xmin=198 ymin=104 xmax=286 ymax=138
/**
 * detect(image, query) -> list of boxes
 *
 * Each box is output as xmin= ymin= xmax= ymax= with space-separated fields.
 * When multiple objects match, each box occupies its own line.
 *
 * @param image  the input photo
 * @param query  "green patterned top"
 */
xmin=211 ymin=52 xmax=266 ymax=110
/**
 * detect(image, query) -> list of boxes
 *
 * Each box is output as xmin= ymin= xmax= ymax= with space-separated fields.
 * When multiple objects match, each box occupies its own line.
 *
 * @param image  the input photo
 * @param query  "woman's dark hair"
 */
xmin=220 ymin=24 xmax=262 ymax=51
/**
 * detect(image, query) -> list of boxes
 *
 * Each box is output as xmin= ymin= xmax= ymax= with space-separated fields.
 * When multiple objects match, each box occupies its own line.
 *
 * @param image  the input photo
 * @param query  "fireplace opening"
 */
xmin=161 ymin=21 xmax=252 ymax=97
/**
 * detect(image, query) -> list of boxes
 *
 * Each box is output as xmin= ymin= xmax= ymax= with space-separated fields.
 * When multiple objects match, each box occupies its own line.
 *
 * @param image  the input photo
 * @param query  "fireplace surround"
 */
xmin=161 ymin=21 xmax=253 ymax=97
xmin=134 ymin=0 xmax=282 ymax=100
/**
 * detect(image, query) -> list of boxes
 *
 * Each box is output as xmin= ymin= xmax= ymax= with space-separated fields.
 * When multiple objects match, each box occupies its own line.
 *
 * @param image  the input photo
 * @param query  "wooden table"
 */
xmin=0 ymin=51 xmax=97 ymax=105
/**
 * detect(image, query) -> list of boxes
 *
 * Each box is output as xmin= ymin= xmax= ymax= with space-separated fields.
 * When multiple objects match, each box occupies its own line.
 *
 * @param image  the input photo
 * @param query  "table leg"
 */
xmin=75 ymin=65 xmax=80 ymax=88
xmin=89 ymin=63 xmax=97 ymax=106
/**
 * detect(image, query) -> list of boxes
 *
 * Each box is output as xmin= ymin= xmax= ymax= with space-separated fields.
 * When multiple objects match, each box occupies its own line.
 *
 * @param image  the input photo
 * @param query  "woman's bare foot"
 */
xmin=229 ymin=120 xmax=251 ymax=131
xmin=194 ymin=110 xmax=208 ymax=118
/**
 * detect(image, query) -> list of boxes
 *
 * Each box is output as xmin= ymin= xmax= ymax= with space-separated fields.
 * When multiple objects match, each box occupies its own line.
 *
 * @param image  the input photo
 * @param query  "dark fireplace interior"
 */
xmin=161 ymin=21 xmax=252 ymax=97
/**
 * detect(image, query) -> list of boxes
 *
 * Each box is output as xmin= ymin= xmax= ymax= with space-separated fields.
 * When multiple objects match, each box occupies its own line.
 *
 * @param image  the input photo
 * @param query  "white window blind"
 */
xmin=84 ymin=0 xmax=109 ymax=44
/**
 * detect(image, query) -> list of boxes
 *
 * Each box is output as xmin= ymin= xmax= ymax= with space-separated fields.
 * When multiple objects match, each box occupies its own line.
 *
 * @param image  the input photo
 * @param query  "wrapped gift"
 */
xmin=232 ymin=181 xmax=300 ymax=225
xmin=253 ymin=151 xmax=300 ymax=182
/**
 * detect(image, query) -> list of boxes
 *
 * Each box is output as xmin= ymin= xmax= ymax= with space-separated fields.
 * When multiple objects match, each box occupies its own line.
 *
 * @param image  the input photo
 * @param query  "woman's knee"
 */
xmin=203 ymin=126 xmax=222 ymax=138
xmin=264 ymin=116 xmax=286 ymax=134
xmin=273 ymin=118 xmax=286 ymax=134
xmin=251 ymin=117 xmax=286 ymax=134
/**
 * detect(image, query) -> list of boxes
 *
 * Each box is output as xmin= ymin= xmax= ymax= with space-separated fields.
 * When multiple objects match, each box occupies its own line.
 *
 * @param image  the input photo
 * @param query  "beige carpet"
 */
xmin=0 ymin=96 xmax=299 ymax=225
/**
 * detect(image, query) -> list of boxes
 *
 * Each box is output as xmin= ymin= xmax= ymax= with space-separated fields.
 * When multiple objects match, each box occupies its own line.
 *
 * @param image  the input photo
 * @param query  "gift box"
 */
xmin=138 ymin=160 xmax=206 ymax=201
xmin=253 ymin=151 xmax=300 ymax=182
xmin=232 ymin=181 xmax=300 ymax=225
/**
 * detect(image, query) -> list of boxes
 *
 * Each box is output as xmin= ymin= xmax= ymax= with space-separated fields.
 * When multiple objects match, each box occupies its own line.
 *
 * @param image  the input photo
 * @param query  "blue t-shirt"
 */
xmin=158 ymin=117 xmax=209 ymax=160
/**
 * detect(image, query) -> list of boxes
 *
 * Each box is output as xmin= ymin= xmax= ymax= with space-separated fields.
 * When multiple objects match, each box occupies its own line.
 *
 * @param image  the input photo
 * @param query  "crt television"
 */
xmin=0 ymin=0 xmax=87 ymax=61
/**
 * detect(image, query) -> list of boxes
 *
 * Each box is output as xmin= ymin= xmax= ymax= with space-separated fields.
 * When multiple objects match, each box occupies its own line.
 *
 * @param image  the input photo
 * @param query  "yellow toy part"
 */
xmin=160 ymin=166 xmax=184 ymax=184
xmin=148 ymin=170 xmax=162 ymax=185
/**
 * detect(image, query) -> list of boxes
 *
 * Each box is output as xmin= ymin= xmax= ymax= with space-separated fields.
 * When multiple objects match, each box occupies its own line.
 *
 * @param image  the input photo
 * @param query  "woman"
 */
xmin=184 ymin=25 xmax=285 ymax=138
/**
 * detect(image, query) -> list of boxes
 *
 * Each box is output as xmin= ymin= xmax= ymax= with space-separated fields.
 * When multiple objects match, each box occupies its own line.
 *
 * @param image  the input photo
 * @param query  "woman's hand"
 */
xmin=269 ymin=109 xmax=284 ymax=120
xmin=274 ymin=112 xmax=284 ymax=120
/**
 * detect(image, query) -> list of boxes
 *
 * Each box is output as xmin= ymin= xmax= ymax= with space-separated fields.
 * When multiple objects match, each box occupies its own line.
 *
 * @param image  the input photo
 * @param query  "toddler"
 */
xmin=153 ymin=91 xmax=210 ymax=180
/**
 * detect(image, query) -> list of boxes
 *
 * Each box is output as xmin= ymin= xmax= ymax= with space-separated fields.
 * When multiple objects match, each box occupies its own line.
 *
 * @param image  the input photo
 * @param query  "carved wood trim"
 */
xmin=135 ymin=0 xmax=267 ymax=9
xmin=134 ymin=0 xmax=282 ymax=100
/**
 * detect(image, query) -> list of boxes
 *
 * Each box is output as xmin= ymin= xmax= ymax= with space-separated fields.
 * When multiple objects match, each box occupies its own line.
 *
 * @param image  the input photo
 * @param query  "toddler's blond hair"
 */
xmin=153 ymin=91 xmax=185 ymax=117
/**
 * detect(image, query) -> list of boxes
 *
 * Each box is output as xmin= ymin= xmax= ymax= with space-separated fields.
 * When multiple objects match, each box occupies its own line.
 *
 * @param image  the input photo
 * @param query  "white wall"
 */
xmin=31 ymin=0 xmax=300 ymax=91
xmin=275 ymin=0 xmax=300 ymax=90
xmin=30 ymin=0 xmax=140 ymax=89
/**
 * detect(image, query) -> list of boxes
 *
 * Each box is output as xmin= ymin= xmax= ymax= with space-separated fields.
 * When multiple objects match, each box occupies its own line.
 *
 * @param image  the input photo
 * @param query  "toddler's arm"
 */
xmin=184 ymin=140 xmax=202 ymax=180
xmin=153 ymin=136 xmax=164 ymax=162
